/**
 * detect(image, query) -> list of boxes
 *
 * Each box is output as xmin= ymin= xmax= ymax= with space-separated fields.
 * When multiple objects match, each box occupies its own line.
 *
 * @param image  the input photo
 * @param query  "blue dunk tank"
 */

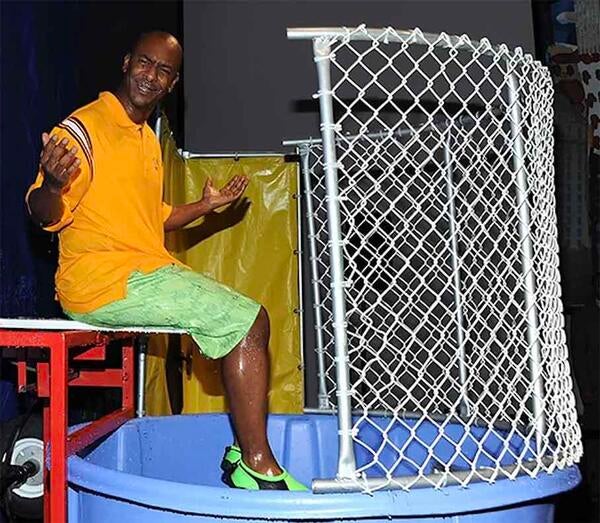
xmin=67 ymin=26 xmax=582 ymax=522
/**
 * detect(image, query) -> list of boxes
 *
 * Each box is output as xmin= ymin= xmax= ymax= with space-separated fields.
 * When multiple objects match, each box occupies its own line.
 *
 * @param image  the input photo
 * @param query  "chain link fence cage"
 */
xmin=287 ymin=26 xmax=583 ymax=493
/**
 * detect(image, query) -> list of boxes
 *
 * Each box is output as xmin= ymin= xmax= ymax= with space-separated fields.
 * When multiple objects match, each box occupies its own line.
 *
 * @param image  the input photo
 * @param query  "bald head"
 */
xmin=116 ymin=31 xmax=183 ymax=123
xmin=131 ymin=31 xmax=183 ymax=71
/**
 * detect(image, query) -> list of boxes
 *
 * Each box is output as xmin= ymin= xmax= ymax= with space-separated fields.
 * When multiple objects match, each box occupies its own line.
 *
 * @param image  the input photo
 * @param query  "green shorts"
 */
xmin=65 ymin=265 xmax=261 ymax=359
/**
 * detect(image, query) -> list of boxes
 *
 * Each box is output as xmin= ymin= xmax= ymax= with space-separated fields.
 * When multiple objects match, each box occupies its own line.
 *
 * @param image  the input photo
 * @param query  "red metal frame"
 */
xmin=0 ymin=329 xmax=136 ymax=523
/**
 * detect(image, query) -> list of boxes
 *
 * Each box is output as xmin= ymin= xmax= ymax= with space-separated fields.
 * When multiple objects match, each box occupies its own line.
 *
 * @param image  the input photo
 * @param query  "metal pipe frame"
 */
xmin=283 ymin=110 xmax=503 ymax=149
xmin=312 ymin=455 xmax=555 ymax=494
xmin=287 ymin=27 xmax=503 ymax=57
xmin=0 ymin=328 xmax=136 ymax=523
xmin=302 ymin=407 xmax=547 ymax=493
xmin=294 ymin=153 xmax=306 ymax=406
xmin=443 ymin=131 xmax=470 ymax=418
xmin=181 ymin=151 xmax=286 ymax=159
xmin=136 ymin=336 xmax=148 ymax=417
xmin=507 ymin=72 xmax=546 ymax=450
xmin=298 ymin=145 xmax=329 ymax=409
xmin=0 ymin=318 xmax=185 ymax=333
xmin=313 ymin=36 xmax=357 ymax=479
xmin=289 ymin=25 xmax=552 ymax=495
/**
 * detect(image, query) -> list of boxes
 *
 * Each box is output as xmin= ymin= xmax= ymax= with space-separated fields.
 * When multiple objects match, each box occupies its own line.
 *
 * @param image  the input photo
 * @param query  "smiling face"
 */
xmin=120 ymin=32 xmax=182 ymax=115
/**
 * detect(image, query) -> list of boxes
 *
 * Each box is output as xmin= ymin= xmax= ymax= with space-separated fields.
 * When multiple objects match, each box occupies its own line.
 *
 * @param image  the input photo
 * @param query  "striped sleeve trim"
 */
xmin=58 ymin=116 xmax=94 ymax=178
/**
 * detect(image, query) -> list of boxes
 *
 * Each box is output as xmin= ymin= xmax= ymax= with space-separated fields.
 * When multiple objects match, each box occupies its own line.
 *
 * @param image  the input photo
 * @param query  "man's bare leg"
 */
xmin=221 ymin=306 xmax=282 ymax=475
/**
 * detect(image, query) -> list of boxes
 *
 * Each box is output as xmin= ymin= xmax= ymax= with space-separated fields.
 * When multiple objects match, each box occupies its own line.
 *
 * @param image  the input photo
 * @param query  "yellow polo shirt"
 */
xmin=26 ymin=91 xmax=183 ymax=313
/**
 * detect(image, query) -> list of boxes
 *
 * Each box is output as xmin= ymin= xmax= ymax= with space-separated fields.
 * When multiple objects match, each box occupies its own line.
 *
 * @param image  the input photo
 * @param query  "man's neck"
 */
xmin=114 ymin=87 xmax=153 ymax=125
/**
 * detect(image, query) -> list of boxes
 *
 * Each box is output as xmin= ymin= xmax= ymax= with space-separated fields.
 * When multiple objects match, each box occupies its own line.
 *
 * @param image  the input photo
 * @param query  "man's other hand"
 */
xmin=39 ymin=133 xmax=81 ymax=194
xmin=202 ymin=175 xmax=249 ymax=211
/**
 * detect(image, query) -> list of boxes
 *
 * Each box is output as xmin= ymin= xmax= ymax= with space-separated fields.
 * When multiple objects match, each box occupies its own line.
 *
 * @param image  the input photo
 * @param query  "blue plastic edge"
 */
xmin=68 ymin=457 xmax=581 ymax=519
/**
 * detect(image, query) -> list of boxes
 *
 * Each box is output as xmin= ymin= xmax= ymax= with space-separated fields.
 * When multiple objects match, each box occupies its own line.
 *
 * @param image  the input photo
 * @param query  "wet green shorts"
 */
xmin=65 ymin=265 xmax=261 ymax=359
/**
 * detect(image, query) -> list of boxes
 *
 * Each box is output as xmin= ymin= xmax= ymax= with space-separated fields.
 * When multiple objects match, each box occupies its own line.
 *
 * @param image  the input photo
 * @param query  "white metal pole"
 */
xmin=299 ymin=146 xmax=329 ymax=409
xmin=508 ymin=72 xmax=546 ymax=450
xmin=136 ymin=336 xmax=148 ymax=417
xmin=443 ymin=132 xmax=470 ymax=418
xmin=313 ymin=36 xmax=357 ymax=479
xmin=294 ymin=151 xmax=306 ymax=408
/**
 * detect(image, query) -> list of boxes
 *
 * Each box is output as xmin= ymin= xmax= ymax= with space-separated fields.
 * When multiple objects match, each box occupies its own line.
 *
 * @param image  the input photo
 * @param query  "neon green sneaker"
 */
xmin=224 ymin=459 xmax=309 ymax=491
xmin=220 ymin=445 xmax=241 ymax=474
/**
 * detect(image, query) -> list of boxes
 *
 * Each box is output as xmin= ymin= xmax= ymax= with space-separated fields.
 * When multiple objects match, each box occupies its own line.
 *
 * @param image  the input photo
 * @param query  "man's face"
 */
xmin=121 ymin=35 xmax=181 ymax=110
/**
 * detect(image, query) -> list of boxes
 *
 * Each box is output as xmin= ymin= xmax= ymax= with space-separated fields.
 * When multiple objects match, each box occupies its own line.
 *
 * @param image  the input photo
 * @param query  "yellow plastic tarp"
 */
xmin=144 ymin=122 xmax=303 ymax=415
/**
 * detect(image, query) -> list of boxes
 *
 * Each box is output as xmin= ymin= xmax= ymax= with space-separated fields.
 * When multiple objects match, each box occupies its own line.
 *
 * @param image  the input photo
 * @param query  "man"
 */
xmin=27 ymin=31 xmax=306 ymax=491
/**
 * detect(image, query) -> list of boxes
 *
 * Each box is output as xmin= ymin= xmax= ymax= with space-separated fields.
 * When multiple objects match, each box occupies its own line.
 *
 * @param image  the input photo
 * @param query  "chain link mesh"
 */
xmin=300 ymin=26 xmax=582 ymax=491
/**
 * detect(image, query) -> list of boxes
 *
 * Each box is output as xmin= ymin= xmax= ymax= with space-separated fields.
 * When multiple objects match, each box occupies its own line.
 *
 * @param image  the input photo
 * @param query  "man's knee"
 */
xmin=231 ymin=306 xmax=270 ymax=353
xmin=255 ymin=305 xmax=269 ymax=332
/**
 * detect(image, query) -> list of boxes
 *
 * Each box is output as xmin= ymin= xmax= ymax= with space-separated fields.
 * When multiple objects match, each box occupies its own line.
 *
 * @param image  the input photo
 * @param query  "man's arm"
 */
xmin=28 ymin=133 xmax=82 ymax=226
xmin=164 ymin=175 xmax=248 ymax=232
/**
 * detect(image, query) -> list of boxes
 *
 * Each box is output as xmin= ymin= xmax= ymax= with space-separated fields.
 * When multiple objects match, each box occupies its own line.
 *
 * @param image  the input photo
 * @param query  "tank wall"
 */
xmin=68 ymin=414 xmax=580 ymax=521
xmin=83 ymin=414 xmax=340 ymax=487
xmin=68 ymin=487 xmax=555 ymax=523
xmin=83 ymin=415 xmax=538 ymax=485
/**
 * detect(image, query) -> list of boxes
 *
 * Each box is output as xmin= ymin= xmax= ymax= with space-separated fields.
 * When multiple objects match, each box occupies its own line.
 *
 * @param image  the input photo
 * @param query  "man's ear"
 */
xmin=168 ymin=72 xmax=180 ymax=93
xmin=122 ymin=53 xmax=131 ymax=73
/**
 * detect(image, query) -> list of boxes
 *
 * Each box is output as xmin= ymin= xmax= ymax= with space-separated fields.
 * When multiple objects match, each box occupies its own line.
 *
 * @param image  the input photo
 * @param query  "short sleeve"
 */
xmin=25 ymin=122 xmax=93 ymax=232
xmin=162 ymin=201 xmax=173 ymax=222
xmin=153 ymin=134 xmax=173 ymax=223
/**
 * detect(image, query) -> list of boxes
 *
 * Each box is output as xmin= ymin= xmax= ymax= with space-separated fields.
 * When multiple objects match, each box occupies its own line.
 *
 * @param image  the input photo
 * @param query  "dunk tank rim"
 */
xmin=67 ymin=413 xmax=581 ymax=522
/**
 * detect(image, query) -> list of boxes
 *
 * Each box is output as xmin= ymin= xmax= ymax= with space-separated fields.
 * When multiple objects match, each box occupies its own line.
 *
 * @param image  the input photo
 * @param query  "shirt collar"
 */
xmin=99 ymin=91 xmax=144 ymax=129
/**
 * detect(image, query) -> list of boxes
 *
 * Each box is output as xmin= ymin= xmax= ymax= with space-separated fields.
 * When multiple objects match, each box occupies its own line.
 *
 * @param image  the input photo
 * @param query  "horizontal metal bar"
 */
xmin=283 ymin=110 xmax=503 ymax=148
xmin=67 ymin=407 xmax=134 ymax=456
xmin=282 ymin=137 xmax=324 ymax=147
xmin=69 ymin=369 xmax=123 ymax=388
xmin=287 ymin=27 xmax=499 ymax=54
xmin=10 ymin=360 xmax=36 ymax=372
xmin=72 ymin=345 xmax=106 ymax=361
xmin=312 ymin=456 xmax=555 ymax=494
xmin=0 ymin=318 xmax=186 ymax=334
xmin=181 ymin=150 xmax=286 ymax=159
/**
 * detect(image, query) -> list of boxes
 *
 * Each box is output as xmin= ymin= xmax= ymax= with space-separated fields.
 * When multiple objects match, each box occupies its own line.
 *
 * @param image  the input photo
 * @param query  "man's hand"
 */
xmin=202 ymin=175 xmax=248 ymax=211
xmin=39 ymin=133 xmax=81 ymax=194
xmin=164 ymin=175 xmax=250 ymax=232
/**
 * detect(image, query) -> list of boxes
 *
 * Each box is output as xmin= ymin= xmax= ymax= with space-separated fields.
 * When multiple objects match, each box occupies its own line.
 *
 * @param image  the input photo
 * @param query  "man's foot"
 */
xmin=220 ymin=445 xmax=242 ymax=473
xmin=222 ymin=459 xmax=309 ymax=491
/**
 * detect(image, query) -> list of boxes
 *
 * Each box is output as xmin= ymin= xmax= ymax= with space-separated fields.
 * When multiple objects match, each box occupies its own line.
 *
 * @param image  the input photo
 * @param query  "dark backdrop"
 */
xmin=183 ymin=0 xmax=535 ymax=153
xmin=0 ymin=0 xmax=535 ymax=315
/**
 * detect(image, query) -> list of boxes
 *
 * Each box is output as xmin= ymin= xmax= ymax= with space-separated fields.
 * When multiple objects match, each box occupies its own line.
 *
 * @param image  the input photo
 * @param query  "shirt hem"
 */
xmin=59 ymin=258 xmax=188 ymax=314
